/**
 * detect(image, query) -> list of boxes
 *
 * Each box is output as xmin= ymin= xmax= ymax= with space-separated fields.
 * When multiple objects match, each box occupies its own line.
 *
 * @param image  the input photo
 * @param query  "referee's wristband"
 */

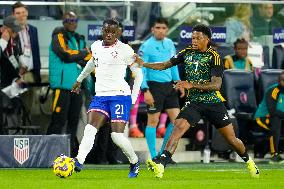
xmin=141 ymin=88 xmax=149 ymax=92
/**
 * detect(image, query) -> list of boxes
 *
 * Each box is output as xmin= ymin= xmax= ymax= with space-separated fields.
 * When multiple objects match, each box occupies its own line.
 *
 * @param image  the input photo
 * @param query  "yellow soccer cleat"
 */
xmin=246 ymin=158 xmax=260 ymax=178
xmin=146 ymin=159 xmax=164 ymax=178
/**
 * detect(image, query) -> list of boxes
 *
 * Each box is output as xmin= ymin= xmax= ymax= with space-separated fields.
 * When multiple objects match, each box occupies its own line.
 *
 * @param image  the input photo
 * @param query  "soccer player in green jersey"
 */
xmin=135 ymin=24 xmax=260 ymax=179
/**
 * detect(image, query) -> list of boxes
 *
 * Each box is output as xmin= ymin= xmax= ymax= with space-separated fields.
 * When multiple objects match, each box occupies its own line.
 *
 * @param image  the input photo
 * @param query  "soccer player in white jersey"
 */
xmin=71 ymin=19 xmax=143 ymax=178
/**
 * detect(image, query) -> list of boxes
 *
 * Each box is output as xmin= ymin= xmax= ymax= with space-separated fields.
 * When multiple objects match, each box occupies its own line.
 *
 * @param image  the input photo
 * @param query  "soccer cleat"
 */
xmin=168 ymin=157 xmax=177 ymax=165
xmin=128 ymin=160 xmax=140 ymax=178
xmin=269 ymin=154 xmax=284 ymax=164
xmin=156 ymin=127 xmax=166 ymax=138
xmin=73 ymin=158 xmax=83 ymax=173
xmin=129 ymin=126 xmax=144 ymax=138
xmin=146 ymin=159 xmax=164 ymax=178
xmin=246 ymin=158 xmax=260 ymax=178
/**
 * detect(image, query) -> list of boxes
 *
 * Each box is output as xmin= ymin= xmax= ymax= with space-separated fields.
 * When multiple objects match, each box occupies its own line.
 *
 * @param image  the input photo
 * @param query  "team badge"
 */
xmin=14 ymin=138 xmax=29 ymax=165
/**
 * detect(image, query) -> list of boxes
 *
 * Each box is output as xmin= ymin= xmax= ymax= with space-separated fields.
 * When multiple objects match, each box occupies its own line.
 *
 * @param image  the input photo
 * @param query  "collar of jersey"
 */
xmin=150 ymin=36 xmax=165 ymax=43
xmin=103 ymin=39 xmax=118 ymax=48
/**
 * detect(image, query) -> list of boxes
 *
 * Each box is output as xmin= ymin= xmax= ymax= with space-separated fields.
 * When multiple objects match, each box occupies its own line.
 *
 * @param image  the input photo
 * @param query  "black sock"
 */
xmin=158 ymin=150 xmax=172 ymax=167
xmin=239 ymin=151 xmax=249 ymax=162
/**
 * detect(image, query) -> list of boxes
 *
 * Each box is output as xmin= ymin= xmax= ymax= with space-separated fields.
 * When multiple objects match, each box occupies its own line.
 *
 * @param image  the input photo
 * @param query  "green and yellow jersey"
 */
xmin=170 ymin=45 xmax=225 ymax=104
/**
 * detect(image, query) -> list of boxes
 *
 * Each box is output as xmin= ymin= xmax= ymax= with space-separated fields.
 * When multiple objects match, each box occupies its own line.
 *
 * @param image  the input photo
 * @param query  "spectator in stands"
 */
xmin=0 ymin=15 xmax=24 ymax=89
xmin=12 ymin=1 xmax=42 ymax=120
xmin=139 ymin=18 xmax=180 ymax=159
xmin=254 ymin=71 xmax=284 ymax=164
xmin=252 ymin=3 xmax=281 ymax=37
xmin=12 ymin=1 xmax=41 ymax=83
xmin=224 ymin=38 xmax=253 ymax=71
xmin=224 ymin=4 xmax=252 ymax=44
xmin=47 ymin=11 xmax=91 ymax=157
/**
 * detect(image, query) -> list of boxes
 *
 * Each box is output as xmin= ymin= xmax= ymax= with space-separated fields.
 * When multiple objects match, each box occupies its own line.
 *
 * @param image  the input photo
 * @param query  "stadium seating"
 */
xmin=272 ymin=45 xmax=284 ymax=69
xmin=217 ymin=45 xmax=234 ymax=59
xmin=257 ymin=69 xmax=283 ymax=102
xmin=262 ymin=46 xmax=270 ymax=69
xmin=222 ymin=70 xmax=257 ymax=143
xmin=222 ymin=70 xmax=257 ymax=117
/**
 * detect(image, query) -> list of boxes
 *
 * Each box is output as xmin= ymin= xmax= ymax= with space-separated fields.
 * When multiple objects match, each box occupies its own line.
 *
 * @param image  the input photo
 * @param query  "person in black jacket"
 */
xmin=0 ymin=16 xmax=23 ymax=89
xmin=12 ymin=1 xmax=43 ymax=122
xmin=12 ymin=1 xmax=41 ymax=83
xmin=0 ymin=15 xmax=23 ymax=134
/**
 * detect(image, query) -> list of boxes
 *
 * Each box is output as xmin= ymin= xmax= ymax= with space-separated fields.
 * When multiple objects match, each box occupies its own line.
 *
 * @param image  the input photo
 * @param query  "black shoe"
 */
xmin=168 ymin=158 xmax=177 ymax=165
xmin=152 ymin=155 xmax=160 ymax=162
xmin=269 ymin=154 xmax=284 ymax=164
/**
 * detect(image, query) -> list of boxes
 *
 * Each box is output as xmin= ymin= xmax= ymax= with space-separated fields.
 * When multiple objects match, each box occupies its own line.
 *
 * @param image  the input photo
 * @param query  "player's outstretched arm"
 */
xmin=176 ymin=76 xmax=222 ymax=91
xmin=71 ymin=81 xmax=81 ymax=94
xmin=76 ymin=57 xmax=96 ymax=83
xmin=191 ymin=76 xmax=222 ymax=91
xmin=130 ymin=64 xmax=143 ymax=104
xmin=71 ymin=57 xmax=96 ymax=94
xmin=134 ymin=54 xmax=173 ymax=70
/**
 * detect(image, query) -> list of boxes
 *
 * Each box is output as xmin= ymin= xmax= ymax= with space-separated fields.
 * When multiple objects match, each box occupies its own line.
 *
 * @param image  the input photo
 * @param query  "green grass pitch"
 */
xmin=0 ymin=163 xmax=284 ymax=189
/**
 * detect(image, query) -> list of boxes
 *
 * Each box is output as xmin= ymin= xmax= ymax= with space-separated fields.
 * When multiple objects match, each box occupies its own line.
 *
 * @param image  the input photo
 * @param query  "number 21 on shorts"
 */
xmin=115 ymin=104 xmax=124 ymax=118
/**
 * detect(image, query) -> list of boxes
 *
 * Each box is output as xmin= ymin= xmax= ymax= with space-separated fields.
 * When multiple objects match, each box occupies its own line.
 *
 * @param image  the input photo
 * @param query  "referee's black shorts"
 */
xmin=147 ymin=81 xmax=180 ymax=114
xmin=176 ymin=101 xmax=232 ymax=129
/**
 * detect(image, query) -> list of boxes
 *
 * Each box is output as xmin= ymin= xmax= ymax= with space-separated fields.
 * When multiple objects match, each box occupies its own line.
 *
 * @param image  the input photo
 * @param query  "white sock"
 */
xmin=111 ymin=132 xmax=138 ymax=164
xmin=76 ymin=124 xmax=97 ymax=164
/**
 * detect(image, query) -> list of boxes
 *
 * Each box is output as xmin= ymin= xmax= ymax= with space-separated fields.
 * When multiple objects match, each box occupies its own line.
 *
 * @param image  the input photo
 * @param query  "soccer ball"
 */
xmin=52 ymin=154 xmax=75 ymax=178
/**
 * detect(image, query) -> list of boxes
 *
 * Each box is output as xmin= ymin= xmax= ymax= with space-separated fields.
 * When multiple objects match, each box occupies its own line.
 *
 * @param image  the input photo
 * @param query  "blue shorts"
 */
xmin=88 ymin=95 xmax=132 ymax=123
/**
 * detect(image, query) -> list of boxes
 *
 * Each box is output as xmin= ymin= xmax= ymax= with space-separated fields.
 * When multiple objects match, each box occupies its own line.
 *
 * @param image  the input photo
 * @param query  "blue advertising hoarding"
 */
xmin=179 ymin=26 xmax=227 ymax=44
xmin=123 ymin=26 xmax=135 ymax=42
xmin=273 ymin=28 xmax=284 ymax=43
xmin=88 ymin=25 xmax=102 ymax=41
xmin=88 ymin=25 xmax=135 ymax=41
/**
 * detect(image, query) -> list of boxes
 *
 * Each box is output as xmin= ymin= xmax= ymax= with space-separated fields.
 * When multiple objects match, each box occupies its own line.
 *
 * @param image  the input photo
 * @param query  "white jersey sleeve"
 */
xmin=123 ymin=45 xmax=135 ymax=66
xmin=130 ymin=63 xmax=143 ymax=104
xmin=76 ymin=56 xmax=96 ymax=82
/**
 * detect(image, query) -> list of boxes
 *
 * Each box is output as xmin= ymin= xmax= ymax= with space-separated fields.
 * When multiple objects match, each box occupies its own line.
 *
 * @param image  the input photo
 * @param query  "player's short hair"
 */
xmin=103 ymin=19 xmax=119 ymax=28
xmin=153 ymin=17 xmax=169 ymax=27
xmin=192 ymin=24 xmax=212 ymax=39
xmin=233 ymin=38 xmax=248 ymax=48
xmin=12 ymin=1 xmax=28 ymax=12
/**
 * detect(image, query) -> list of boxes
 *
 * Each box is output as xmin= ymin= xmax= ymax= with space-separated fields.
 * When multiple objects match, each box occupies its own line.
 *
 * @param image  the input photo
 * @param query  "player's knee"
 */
xmin=147 ymin=117 xmax=159 ymax=126
xmin=174 ymin=119 xmax=190 ymax=131
xmin=110 ymin=132 xmax=124 ymax=146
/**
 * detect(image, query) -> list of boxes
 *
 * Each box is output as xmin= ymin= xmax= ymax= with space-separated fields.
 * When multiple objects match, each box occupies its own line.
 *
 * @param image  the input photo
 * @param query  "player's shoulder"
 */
xmin=177 ymin=45 xmax=193 ymax=54
xmin=117 ymin=40 xmax=134 ymax=53
xmin=141 ymin=36 xmax=156 ymax=47
xmin=206 ymin=46 xmax=221 ymax=57
xmin=163 ymin=37 xmax=174 ymax=44
xmin=206 ymin=46 xmax=221 ymax=65
xmin=90 ymin=40 xmax=103 ymax=50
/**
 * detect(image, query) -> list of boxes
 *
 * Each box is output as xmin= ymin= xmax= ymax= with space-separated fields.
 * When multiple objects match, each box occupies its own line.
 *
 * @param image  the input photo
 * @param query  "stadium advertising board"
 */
xmin=0 ymin=135 xmax=70 ymax=168
xmin=88 ymin=25 xmax=102 ymax=41
xmin=273 ymin=28 xmax=284 ymax=43
xmin=179 ymin=26 xmax=226 ymax=43
xmin=88 ymin=25 xmax=135 ymax=41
